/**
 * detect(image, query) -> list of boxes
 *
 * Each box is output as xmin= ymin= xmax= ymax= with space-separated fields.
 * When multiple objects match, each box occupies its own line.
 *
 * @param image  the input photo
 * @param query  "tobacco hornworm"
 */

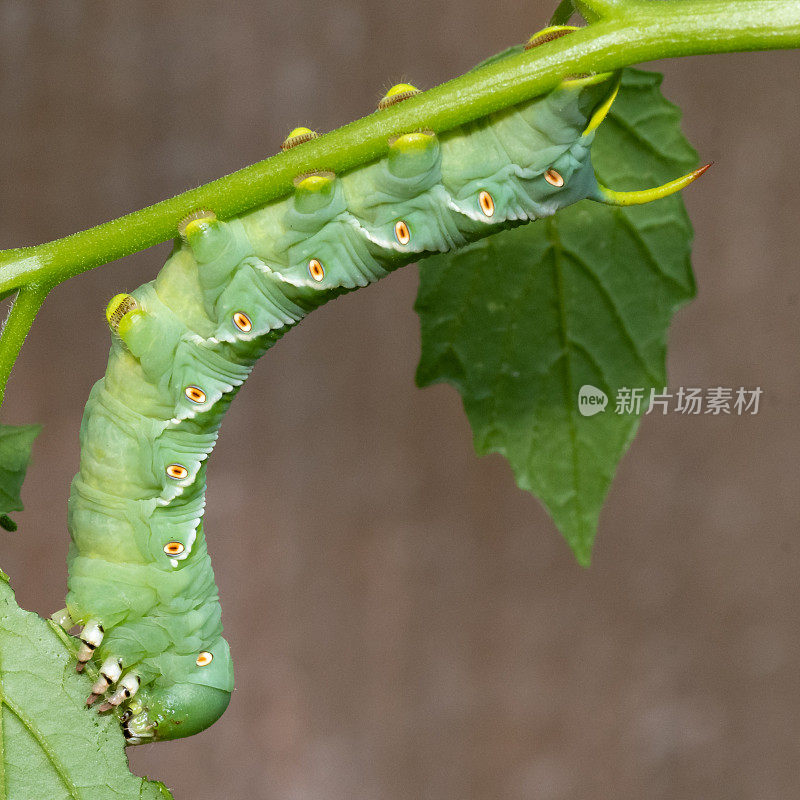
xmin=61 ymin=26 xmax=707 ymax=744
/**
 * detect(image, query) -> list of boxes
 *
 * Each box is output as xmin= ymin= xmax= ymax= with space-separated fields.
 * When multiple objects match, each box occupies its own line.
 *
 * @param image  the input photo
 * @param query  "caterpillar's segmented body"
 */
xmin=64 ymin=54 xmax=703 ymax=743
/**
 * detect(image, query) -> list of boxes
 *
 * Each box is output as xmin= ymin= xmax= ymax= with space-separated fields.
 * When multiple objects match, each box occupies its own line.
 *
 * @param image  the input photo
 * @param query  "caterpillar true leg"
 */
xmin=86 ymin=656 xmax=124 ymax=706
xmin=97 ymin=672 xmax=141 ymax=712
xmin=75 ymin=620 xmax=103 ymax=672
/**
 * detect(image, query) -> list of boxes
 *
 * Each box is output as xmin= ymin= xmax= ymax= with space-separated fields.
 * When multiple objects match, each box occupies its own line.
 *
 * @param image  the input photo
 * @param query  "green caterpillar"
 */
xmin=61 ymin=27 xmax=707 ymax=744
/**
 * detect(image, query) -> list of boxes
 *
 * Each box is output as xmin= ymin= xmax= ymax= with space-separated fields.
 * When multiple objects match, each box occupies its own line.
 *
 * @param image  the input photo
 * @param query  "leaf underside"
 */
xmin=0 ymin=573 xmax=172 ymax=800
xmin=415 ymin=68 xmax=697 ymax=564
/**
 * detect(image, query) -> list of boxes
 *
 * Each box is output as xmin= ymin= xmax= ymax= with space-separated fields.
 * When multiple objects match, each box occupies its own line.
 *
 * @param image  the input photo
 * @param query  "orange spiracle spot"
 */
xmin=185 ymin=386 xmax=207 ymax=404
xmin=166 ymin=464 xmax=189 ymax=480
xmin=544 ymin=169 xmax=565 ymax=187
xmin=394 ymin=220 xmax=411 ymax=245
xmin=196 ymin=651 xmax=213 ymax=667
xmin=233 ymin=311 xmax=252 ymax=332
xmin=163 ymin=541 xmax=185 ymax=556
xmin=479 ymin=190 xmax=495 ymax=218
xmin=308 ymin=259 xmax=325 ymax=281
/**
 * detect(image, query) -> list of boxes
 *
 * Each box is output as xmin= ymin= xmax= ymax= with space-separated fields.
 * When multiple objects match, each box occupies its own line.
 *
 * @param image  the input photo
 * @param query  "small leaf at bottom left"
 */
xmin=0 ymin=572 xmax=172 ymax=799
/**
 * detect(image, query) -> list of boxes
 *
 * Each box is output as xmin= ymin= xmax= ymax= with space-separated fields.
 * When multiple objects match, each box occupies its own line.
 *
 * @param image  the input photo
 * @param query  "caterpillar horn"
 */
xmin=593 ymin=162 xmax=713 ymax=206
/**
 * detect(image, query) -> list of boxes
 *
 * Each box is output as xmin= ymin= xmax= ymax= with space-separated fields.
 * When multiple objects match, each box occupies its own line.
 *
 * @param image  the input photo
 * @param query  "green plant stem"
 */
xmin=574 ymin=0 xmax=622 ymax=22
xmin=1 ymin=0 xmax=798 ymax=298
xmin=0 ymin=0 xmax=798 ymax=407
xmin=0 ymin=287 xmax=50 ymax=407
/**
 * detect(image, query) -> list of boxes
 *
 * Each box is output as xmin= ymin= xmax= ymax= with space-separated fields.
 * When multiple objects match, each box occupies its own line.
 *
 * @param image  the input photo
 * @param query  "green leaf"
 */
xmin=0 ymin=573 xmax=172 ymax=799
xmin=415 ymin=68 xmax=697 ymax=564
xmin=0 ymin=424 xmax=42 ymax=532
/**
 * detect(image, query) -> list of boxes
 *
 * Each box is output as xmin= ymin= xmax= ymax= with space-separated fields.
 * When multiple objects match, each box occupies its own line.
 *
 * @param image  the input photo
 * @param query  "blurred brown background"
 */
xmin=1 ymin=1 xmax=799 ymax=798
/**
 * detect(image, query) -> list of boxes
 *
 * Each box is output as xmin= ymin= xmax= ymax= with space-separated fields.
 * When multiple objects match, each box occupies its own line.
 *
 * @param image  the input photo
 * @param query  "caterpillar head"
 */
xmin=122 ymin=639 xmax=234 ymax=744
xmin=123 ymin=683 xmax=232 ymax=744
